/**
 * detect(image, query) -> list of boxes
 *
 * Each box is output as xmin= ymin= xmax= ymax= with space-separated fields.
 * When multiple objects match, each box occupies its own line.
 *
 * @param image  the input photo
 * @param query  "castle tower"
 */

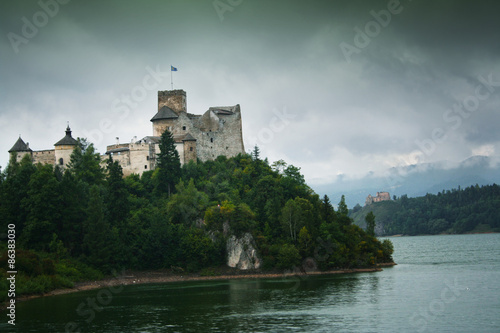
xmin=54 ymin=125 xmax=78 ymax=169
xmin=182 ymin=133 xmax=197 ymax=164
xmin=158 ymin=89 xmax=186 ymax=113
xmin=151 ymin=105 xmax=179 ymax=137
xmin=8 ymin=136 xmax=32 ymax=163
xmin=151 ymin=90 xmax=187 ymax=137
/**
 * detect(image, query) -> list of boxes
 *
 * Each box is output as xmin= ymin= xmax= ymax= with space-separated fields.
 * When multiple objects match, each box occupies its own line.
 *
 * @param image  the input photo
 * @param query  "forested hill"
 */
xmin=350 ymin=184 xmax=500 ymax=236
xmin=0 ymin=132 xmax=393 ymax=301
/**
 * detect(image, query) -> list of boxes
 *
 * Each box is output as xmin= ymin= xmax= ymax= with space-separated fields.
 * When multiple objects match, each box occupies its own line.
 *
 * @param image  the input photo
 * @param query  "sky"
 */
xmin=2 ymin=0 xmax=500 ymax=188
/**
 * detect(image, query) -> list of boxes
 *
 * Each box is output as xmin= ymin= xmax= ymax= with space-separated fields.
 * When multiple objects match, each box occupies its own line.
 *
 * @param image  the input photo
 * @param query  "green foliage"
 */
xmin=0 ymin=143 xmax=397 ymax=300
xmin=277 ymin=243 xmax=301 ymax=269
xmin=155 ymin=130 xmax=181 ymax=196
xmin=68 ymin=138 xmax=104 ymax=186
xmin=365 ymin=211 xmax=376 ymax=237
xmin=381 ymin=239 xmax=394 ymax=262
xmin=167 ymin=179 xmax=209 ymax=226
xmin=0 ymin=248 xmax=102 ymax=301
xmin=281 ymin=197 xmax=314 ymax=242
xmin=350 ymin=184 xmax=500 ymax=235
xmin=298 ymin=226 xmax=312 ymax=256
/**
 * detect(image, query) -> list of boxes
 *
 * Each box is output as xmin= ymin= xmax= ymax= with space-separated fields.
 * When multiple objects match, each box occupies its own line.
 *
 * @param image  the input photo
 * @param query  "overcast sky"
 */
xmin=2 ymin=0 xmax=500 ymax=186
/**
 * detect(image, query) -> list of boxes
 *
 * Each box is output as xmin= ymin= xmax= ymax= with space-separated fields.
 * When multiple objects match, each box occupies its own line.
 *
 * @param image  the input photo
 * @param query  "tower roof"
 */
xmin=150 ymin=105 xmax=179 ymax=122
xmin=182 ymin=133 xmax=196 ymax=141
xmin=9 ymin=136 xmax=32 ymax=153
xmin=54 ymin=125 xmax=78 ymax=146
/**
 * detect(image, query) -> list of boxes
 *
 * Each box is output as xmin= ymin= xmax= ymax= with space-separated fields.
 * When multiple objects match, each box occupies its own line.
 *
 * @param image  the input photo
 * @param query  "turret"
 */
xmin=8 ymin=136 xmax=32 ymax=163
xmin=54 ymin=125 xmax=78 ymax=168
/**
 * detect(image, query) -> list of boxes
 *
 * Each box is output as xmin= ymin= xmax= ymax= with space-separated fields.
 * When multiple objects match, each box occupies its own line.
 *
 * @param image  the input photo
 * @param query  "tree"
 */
xmin=365 ymin=211 xmax=376 ymax=237
xmin=271 ymin=159 xmax=287 ymax=174
xmin=20 ymin=164 xmax=61 ymax=251
xmin=321 ymin=194 xmax=335 ymax=224
xmin=337 ymin=195 xmax=352 ymax=226
xmin=277 ymin=244 xmax=301 ymax=269
xmin=298 ymin=226 xmax=312 ymax=256
xmin=281 ymin=197 xmax=314 ymax=242
xmin=251 ymin=145 xmax=260 ymax=161
xmin=68 ymin=138 xmax=104 ymax=186
xmin=167 ymin=179 xmax=209 ymax=226
xmin=82 ymin=185 xmax=119 ymax=271
xmin=155 ymin=130 xmax=181 ymax=196
xmin=105 ymin=158 xmax=129 ymax=228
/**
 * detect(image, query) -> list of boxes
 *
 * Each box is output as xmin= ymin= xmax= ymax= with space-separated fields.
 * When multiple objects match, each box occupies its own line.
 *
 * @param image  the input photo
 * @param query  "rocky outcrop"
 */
xmin=226 ymin=233 xmax=261 ymax=270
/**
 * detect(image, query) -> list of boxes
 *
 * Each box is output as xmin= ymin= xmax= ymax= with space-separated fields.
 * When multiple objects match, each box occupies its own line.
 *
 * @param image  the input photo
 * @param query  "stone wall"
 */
xmin=54 ymin=146 xmax=76 ymax=170
xmin=32 ymin=149 xmax=55 ymax=165
xmin=365 ymin=191 xmax=391 ymax=206
xmin=183 ymin=140 xmax=196 ymax=164
xmin=158 ymin=90 xmax=186 ymax=113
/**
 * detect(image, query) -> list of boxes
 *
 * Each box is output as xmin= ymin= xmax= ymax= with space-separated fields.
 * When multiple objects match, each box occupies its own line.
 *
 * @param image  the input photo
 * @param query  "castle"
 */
xmin=365 ymin=192 xmax=391 ymax=206
xmin=8 ymin=89 xmax=245 ymax=176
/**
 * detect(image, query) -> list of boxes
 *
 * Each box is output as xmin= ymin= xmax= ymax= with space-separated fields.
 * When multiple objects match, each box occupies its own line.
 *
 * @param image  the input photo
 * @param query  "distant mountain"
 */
xmin=312 ymin=156 xmax=500 ymax=208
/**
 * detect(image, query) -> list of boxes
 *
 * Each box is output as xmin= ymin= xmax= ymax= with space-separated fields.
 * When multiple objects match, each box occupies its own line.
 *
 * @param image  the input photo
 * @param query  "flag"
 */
xmin=171 ymin=66 xmax=178 ymax=71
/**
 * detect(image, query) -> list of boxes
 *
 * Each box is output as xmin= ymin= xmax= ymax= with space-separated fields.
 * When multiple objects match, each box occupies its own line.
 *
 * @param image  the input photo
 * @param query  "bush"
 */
xmin=200 ymin=267 xmax=217 ymax=276
xmin=277 ymin=244 xmax=301 ymax=270
xmin=42 ymin=258 xmax=56 ymax=275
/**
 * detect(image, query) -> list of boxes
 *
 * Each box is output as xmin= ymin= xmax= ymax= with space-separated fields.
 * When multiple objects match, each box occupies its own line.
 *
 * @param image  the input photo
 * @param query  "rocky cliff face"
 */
xmin=226 ymin=233 xmax=261 ymax=270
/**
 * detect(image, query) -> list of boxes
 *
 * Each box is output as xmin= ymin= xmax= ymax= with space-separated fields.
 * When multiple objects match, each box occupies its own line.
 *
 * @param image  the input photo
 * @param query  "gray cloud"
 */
xmin=1 ymin=0 xmax=500 ymax=184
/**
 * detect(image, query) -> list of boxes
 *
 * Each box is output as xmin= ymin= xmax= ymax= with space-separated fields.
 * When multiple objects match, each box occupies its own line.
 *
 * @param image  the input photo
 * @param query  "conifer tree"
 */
xmin=365 ymin=211 xmax=376 ymax=237
xmin=68 ymin=138 xmax=104 ymax=186
xmin=156 ymin=130 xmax=181 ymax=197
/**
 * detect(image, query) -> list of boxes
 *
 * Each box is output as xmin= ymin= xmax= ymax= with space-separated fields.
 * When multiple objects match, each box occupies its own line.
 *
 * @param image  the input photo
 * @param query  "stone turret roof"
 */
xmin=150 ymin=106 xmax=178 ymax=122
xmin=54 ymin=126 xmax=78 ymax=146
xmin=9 ymin=137 xmax=32 ymax=153
xmin=182 ymin=133 xmax=196 ymax=141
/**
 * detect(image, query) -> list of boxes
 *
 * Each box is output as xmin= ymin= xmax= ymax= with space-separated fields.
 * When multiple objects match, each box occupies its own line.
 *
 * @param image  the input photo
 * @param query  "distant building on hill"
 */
xmin=365 ymin=192 xmax=391 ymax=206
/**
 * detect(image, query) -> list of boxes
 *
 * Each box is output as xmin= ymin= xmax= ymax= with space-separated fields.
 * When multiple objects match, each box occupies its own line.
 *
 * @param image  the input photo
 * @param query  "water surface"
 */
xmin=2 ymin=233 xmax=499 ymax=332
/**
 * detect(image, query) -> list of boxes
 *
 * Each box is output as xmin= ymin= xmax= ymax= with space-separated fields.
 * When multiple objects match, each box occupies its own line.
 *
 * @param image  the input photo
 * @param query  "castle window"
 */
xmin=146 ymin=156 xmax=149 ymax=161
xmin=59 ymin=158 xmax=63 ymax=165
xmin=182 ymin=126 xmax=186 ymax=130
xmin=210 ymin=138 xmax=214 ymax=143
xmin=190 ymin=147 xmax=193 ymax=151
xmin=144 ymin=165 xmax=148 ymax=169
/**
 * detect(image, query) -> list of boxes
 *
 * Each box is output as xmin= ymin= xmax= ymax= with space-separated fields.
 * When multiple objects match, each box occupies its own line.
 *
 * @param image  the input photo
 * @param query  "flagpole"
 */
xmin=170 ymin=65 xmax=173 ymax=90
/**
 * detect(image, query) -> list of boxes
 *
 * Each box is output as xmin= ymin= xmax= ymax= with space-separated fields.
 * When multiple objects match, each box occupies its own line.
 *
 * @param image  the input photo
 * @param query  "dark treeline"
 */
xmin=0 ymin=132 xmax=393 ymax=299
xmin=352 ymin=184 xmax=500 ymax=235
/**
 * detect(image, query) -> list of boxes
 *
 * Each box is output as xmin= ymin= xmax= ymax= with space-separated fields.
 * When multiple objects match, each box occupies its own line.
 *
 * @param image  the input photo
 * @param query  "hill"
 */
xmin=314 ymin=155 xmax=500 ymax=208
xmin=350 ymin=184 xmax=500 ymax=236
xmin=1 ymin=137 xmax=394 ymax=301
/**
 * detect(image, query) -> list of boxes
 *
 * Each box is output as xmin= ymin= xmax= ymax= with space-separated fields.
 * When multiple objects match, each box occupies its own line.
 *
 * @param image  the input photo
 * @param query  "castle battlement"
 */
xmin=8 ymin=89 xmax=245 ymax=176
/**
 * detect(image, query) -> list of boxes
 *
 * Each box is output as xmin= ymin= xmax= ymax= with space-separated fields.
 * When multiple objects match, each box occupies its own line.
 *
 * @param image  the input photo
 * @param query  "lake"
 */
xmin=2 ymin=233 xmax=499 ymax=332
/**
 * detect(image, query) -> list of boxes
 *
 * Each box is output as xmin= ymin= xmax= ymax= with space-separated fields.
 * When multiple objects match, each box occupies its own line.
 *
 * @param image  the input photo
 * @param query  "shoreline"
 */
xmin=383 ymin=231 xmax=499 ymax=237
xmin=3 ymin=264 xmax=396 ymax=309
